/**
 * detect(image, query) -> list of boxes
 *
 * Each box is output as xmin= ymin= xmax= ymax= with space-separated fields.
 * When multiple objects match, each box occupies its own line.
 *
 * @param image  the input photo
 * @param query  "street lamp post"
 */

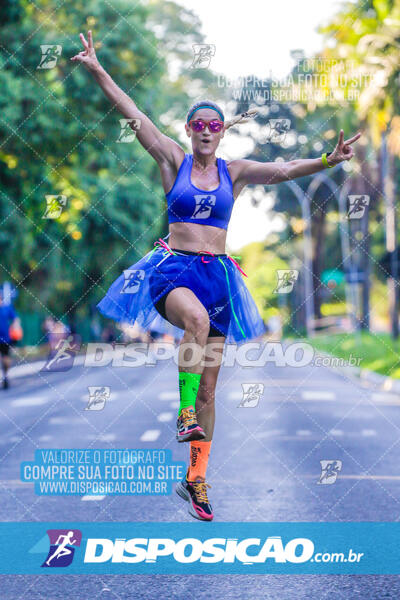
xmin=286 ymin=180 xmax=315 ymax=338
xmin=381 ymin=131 xmax=399 ymax=339
xmin=307 ymin=167 xmax=360 ymax=333
xmin=285 ymin=164 xmax=360 ymax=338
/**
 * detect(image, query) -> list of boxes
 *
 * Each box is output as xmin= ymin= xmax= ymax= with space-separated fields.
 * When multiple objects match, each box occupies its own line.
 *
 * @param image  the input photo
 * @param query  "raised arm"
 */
xmin=234 ymin=130 xmax=362 ymax=186
xmin=71 ymin=30 xmax=183 ymax=167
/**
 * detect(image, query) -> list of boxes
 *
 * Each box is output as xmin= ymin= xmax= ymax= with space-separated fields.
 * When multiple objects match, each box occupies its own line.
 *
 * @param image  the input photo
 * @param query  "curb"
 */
xmin=310 ymin=346 xmax=400 ymax=393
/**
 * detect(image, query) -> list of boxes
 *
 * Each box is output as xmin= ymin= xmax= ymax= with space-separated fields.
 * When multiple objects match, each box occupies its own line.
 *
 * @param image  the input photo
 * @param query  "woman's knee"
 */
xmin=184 ymin=308 xmax=210 ymax=339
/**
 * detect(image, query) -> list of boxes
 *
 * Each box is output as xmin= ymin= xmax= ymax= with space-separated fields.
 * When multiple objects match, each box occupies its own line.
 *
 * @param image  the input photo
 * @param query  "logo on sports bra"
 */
xmin=191 ymin=194 xmax=216 ymax=220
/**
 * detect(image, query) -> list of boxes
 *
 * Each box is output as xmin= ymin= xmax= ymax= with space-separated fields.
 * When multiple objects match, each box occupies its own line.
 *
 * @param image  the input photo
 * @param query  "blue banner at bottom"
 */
xmin=0 ymin=522 xmax=398 ymax=574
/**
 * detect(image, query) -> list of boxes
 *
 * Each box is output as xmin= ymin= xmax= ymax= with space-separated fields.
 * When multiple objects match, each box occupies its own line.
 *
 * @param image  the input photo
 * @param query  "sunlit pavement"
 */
xmin=1 ymin=343 xmax=400 ymax=598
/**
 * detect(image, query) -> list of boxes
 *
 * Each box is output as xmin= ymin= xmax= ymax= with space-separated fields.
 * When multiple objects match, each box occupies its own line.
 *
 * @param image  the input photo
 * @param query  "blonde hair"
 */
xmin=224 ymin=108 xmax=259 ymax=131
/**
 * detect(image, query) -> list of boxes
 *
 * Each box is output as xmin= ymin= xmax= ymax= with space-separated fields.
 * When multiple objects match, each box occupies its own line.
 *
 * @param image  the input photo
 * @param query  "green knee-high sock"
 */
xmin=178 ymin=371 xmax=202 ymax=415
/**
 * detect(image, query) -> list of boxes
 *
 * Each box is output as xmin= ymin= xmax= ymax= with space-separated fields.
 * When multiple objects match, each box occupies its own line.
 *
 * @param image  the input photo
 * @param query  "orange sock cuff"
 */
xmin=188 ymin=440 xmax=212 ymax=481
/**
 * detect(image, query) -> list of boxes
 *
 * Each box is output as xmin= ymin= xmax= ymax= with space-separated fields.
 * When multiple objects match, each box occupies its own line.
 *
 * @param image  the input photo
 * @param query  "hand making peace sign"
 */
xmin=327 ymin=130 xmax=362 ymax=166
xmin=70 ymin=30 xmax=100 ymax=72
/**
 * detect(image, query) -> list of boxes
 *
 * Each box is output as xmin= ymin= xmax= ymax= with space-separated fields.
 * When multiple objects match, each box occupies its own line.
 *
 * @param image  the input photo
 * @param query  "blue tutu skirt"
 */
xmin=96 ymin=234 xmax=266 ymax=345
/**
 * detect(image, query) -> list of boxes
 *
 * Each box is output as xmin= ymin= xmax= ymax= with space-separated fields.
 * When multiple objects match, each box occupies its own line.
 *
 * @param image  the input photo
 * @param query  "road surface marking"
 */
xmin=82 ymin=495 xmax=106 ymax=501
xmin=329 ymin=429 xmax=344 ymax=436
xmin=157 ymin=412 xmax=173 ymax=422
xmin=38 ymin=435 xmax=52 ymax=442
xmin=9 ymin=362 xmax=47 ymax=376
xmin=49 ymin=417 xmax=82 ymax=425
xmin=92 ymin=433 xmax=116 ymax=442
xmin=12 ymin=397 xmax=48 ymax=407
xmin=158 ymin=391 xmax=179 ymax=401
xmin=254 ymin=429 xmax=285 ymax=438
xmin=170 ymin=401 xmax=179 ymax=409
xmin=228 ymin=392 xmax=243 ymax=400
xmin=372 ymin=392 xmax=400 ymax=403
xmin=140 ymin=429 xmax=161 ymax=442
xmin=361 ymin=429 xmax=377 ymax=436
xmin=302 ymin=474 xmax=400 ymax=480
xmin=301 ymin=391 xmax=335 ymax=401
xmin=296 ymin=429 xmax=312 ymax=436
xmin=257 ymin=436 xmax=320 ymax=441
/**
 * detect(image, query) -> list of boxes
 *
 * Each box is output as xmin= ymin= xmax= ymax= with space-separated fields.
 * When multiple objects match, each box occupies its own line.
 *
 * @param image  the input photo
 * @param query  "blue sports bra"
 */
xmin=166 ymin=153 xmax=234 ymax=230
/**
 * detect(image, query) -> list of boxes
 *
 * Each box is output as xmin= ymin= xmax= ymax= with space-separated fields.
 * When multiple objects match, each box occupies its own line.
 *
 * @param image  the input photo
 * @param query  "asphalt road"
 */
xmin=1 ymin=341 xmax=400 ymax=598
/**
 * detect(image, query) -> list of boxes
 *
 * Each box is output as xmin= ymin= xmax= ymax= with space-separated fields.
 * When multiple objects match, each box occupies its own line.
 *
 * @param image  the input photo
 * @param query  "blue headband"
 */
xmin=187 ymin=104 xmax=224 ymax=123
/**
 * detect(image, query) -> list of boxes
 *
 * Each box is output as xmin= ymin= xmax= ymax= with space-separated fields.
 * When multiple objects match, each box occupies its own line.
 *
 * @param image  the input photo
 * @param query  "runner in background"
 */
xmin=0 ymin=292 xmax=19 ymax=389
xmin=43 ymin=317 xmax=70 ymax=353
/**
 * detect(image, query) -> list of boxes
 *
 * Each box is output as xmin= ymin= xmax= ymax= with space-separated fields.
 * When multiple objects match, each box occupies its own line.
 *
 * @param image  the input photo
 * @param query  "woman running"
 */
xmin=72 ymin=31 xmax=361 ymax=521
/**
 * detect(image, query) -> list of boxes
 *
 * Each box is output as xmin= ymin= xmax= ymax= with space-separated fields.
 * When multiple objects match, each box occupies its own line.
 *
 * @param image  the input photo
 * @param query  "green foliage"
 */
xmin=0 ymin=0 xmax=210 ymax=319
xmin=307 ymin=331 xmax=400 ymax=378
xmin=239 ymin=241 xmax=290 ymax=321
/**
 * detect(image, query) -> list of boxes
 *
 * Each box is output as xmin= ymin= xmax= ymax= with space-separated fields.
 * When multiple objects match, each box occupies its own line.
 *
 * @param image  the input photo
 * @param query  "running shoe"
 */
xmin=176 ymin=406 xmax=206 ymax=442
xmin=176 ymin=469 xmax=213 ymax=521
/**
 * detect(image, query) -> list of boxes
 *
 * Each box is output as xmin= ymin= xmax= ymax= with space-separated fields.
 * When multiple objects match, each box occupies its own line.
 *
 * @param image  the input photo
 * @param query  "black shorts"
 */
xmin=0 ymin=342 xmax=10 ymax=356
xmin=154 ymin=293 xmax=226 ymax=337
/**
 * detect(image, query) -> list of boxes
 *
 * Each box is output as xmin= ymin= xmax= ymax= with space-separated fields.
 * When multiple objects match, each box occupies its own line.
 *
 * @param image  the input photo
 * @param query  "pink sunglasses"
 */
xmin=188 ymin=119 xmax=224 ymax=133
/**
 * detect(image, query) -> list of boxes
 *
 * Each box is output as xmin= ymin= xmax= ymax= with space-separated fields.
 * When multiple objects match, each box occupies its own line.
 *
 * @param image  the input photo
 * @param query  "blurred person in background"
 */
xmin=0 ymin=292 xmax=19 ymax=389
xmin=101 ymin=323 xmax=118 ymax=344
xmin=43 ymin=316 xmax=70 ymax=353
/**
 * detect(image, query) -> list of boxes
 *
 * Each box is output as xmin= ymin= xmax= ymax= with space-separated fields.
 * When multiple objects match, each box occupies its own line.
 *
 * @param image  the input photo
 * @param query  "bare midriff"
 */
xmin=168 ymin=222 xmax=227 ymax=254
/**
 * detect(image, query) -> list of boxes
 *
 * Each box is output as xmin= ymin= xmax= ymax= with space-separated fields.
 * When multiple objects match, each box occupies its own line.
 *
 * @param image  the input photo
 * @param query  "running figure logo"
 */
xmin=265 ymin=119 xmax=291 ymax=144
xmin=191 ymin=195 xmax=216 ymax=219
xmin=274 ymin=270 xmax=299 ymax=294
xmin=347 ymin=195 xmax=370 ymax=219
xmin=209 ymin=305 xmax=225 ymax=318
xmin=238 ymin=383 xmax=264 ymax=408
xmin=41 ymin=529 xmax=82 ymax=567
xmin=116 ymin=118 xmax=141 ymax=143
xmin=85 ymin=386 xmax=110 ymax=410
xmin=42 ymin=195 xmax=67 ymax=219
xmin=190 ymin=44 xmax=216 ymax=69
xmin=318 ymin=459 xmax=342 ymax=484
xmin=290 ymin=49 xmax=305 ymax=66
xmin=121 ymin=269 xmax=145 ymax=294
xmin=42 ymin=334 xmax=81 ymax=372
xmin=37 ymin=45 xmax=62 ymax=69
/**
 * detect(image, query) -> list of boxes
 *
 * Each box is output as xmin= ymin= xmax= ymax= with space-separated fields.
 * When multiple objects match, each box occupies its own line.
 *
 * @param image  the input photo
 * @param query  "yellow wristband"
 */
xmin=321 ymin=152 xmax=334 ymax=168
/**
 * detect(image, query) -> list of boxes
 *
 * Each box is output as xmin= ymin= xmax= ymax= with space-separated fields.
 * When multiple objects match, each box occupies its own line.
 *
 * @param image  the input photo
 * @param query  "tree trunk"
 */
xmin=382 ymin=131 xmax=399 ymax=339
xmin=311 ymin=193 xmax=327 ymax=319
xmin=350 ymin=140 xmax=375 ymax=330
